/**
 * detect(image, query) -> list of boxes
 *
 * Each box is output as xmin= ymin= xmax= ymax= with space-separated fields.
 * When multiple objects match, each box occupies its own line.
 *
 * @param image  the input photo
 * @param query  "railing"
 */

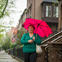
xmin=41 ymin=31 xmax=62 ymax=45
xmin=7 ymin=47 xmax=24 ymax=59
xmin=48 ymin=35 xmax=62 ymax=44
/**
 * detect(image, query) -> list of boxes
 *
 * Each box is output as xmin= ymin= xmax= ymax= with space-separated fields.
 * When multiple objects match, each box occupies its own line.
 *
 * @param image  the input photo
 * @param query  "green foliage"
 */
xmin=1 ymin=33 xmax=11 ymax=50
xmin=0 ymin=0 xmax=14 ymax=18
xmin=0 ymin=0 xmax=8 ymax=18
xmin=0 ymin=25 xmax=11 ymax=28
xmin=0 ymin=29 xmax=5 ymax=32
xmin=0 ymin=33 xmax=4 ymax=47
xmin=10 ymin=43 xmax=17 ymax=48
xmin=2 ymin=38 xmax=11 ymax=50
xmin=16 ymin=28 xmax=25 ymax=46
xmin=0 ymin=34 xmax=3 ymax=38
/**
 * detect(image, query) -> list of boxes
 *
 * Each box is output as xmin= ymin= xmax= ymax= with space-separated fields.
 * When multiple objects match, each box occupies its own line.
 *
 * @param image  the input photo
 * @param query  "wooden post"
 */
xmin=58 ymin=0 xmax=62 ymax=31
xmin=34 ymin=0 xmax=35 ymax=19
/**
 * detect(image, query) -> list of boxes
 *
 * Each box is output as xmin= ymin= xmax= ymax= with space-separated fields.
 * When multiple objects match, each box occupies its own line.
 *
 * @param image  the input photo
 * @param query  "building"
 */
xmin=17 ymin=9 xmax=27 ymax=30
xmin=27 ymin=0 xmax=59 ymax=33
xmin=17 ymin=9 xmax=28 ymax=36
xmin=58 ymin=0 xmax=62 ymax=31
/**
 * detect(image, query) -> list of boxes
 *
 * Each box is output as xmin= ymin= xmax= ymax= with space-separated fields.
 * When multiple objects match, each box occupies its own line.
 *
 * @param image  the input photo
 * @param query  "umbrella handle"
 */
xmin=36 ymin=34 xmax=37 ymax=38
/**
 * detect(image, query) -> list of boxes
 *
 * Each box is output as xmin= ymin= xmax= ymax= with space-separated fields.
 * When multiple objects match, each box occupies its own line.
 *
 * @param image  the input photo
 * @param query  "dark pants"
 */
xmin=23 ymin=52 xmax=37 ymax=62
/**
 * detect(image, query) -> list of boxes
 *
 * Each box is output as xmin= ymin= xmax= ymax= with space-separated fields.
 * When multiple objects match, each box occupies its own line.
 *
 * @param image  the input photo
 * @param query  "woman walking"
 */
xmin=20 ymin=25 xmax=42 ymax=62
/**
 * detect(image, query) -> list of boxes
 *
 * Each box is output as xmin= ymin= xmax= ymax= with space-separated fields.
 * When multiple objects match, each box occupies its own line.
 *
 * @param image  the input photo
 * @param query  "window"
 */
xmin=46 ymin=6 xmax=52 ymax=17
xmin=53 ymin=6 xmax=58 ymax=17
xmin=45 ymin=5 xmax=58 ymax=18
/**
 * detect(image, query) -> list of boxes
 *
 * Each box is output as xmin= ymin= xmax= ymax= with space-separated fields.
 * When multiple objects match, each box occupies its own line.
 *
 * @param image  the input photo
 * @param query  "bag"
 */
xmin=36 ymin=45 xmax=42 ymax=54
xmin=36 ymin=34 xmax=42 ymax=54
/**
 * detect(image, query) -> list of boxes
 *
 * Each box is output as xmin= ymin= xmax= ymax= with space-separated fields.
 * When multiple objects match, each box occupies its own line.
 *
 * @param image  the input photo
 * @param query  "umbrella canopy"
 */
xmin=22 ymin=18 xmax=53 ymax=37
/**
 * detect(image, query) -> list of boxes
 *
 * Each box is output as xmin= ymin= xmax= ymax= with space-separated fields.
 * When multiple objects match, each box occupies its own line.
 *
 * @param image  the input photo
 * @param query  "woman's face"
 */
xmin=28 ymin=26 xmax=34 ymax=33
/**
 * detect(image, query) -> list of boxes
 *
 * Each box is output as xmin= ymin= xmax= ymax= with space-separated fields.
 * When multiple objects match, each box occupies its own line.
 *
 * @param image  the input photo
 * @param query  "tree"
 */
xmin=0 ymin=0 xmax=14 ymax=18
xmin=0 ymin=0 xmax=14 ymax=41
xmin=0 ymin=0 xmax=8 ymax=18
xmin=2 ymin=34 xmax=11 ymax=50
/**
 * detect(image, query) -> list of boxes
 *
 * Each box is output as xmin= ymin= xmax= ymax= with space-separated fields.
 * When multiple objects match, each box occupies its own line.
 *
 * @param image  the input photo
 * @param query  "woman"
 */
xmin=21 ymin=25 xmax=42 ymax=62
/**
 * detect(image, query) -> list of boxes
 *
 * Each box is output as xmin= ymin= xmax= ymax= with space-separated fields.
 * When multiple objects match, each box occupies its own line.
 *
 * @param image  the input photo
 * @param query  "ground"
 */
xmin=0 ymin=50 xmax=20 ymax=62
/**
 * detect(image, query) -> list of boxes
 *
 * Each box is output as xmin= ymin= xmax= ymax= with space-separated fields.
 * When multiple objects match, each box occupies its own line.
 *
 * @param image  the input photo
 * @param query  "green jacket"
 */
xmin=20 ymin=33 xmax=42 ymax=53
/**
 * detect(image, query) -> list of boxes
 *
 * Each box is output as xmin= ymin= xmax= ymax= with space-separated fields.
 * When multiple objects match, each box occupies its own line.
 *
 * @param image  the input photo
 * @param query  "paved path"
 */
xmin=0 ymin=50 xmax=20 ymax=62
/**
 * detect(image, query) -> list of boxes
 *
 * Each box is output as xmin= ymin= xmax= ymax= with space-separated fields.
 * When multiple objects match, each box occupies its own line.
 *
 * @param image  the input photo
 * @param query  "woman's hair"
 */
xmin=28 ymin=25 xmax=35 ymax=29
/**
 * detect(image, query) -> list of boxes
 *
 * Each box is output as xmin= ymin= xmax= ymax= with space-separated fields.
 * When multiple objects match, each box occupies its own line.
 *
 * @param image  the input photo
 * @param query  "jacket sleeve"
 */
xmin=35 ymin=34 xmax=42 ymax=45
xmin=20 ymin=34 xmax=28 ymax=44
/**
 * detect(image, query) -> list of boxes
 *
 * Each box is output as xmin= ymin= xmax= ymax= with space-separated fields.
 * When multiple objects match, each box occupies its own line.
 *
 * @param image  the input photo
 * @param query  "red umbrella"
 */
xmin=22 ymin=18 xmax=53 ymax=37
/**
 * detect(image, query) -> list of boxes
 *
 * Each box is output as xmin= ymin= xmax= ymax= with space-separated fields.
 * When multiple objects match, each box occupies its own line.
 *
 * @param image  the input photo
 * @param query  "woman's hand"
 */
xmin=28 ymin=40 xmax=33 ymax=43
xmin=33 ymin=37 xmax=35 ymax=41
